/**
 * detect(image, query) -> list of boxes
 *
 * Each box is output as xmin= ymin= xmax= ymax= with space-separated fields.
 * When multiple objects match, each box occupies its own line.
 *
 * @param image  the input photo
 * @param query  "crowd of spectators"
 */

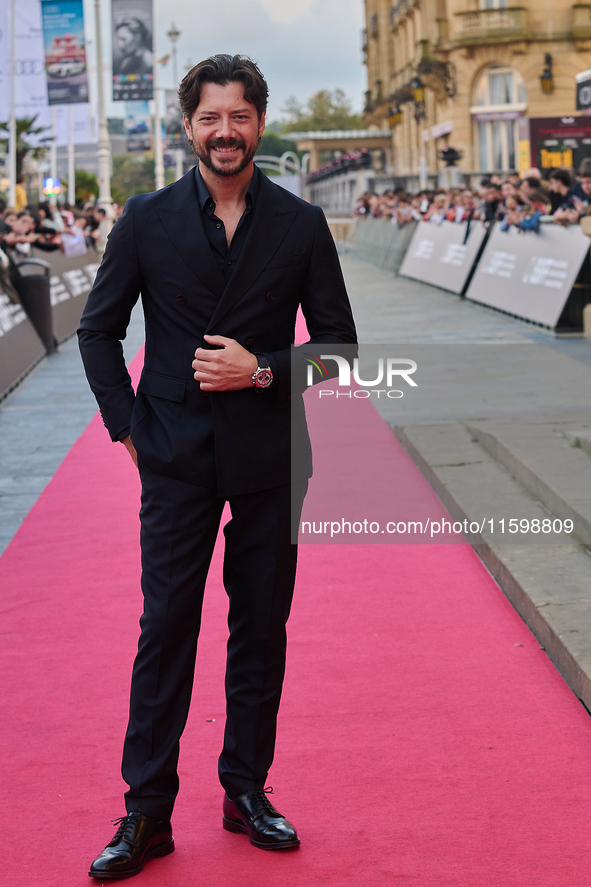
xmin=0 ymin=198 xmax=123 ymax=266
xmin=352 ymin=159 xmax=591 ymax=234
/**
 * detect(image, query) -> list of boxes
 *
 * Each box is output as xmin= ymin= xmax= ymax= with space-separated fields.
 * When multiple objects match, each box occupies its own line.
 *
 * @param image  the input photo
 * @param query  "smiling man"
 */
xmin=79 ymin=54 xmax=356 ymax=879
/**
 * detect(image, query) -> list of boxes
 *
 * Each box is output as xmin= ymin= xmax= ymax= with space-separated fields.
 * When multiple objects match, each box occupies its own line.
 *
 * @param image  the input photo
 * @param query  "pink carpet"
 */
xmin=2 ymin=349 xmax=591 ymax=886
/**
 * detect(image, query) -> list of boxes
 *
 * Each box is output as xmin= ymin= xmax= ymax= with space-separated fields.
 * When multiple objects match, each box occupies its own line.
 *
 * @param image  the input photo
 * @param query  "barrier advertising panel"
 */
xmin=0 ymin=289 xmax=46 ymax=401
xmin=32 ymin=248 xmax=99 ymax=343
xmin=398 ymin=220 xmax=488 ymax=294
xmin=465 ymin=223 xmax=590 ymax=329
xmin=349 ymin=218 xmax=418 ymax=274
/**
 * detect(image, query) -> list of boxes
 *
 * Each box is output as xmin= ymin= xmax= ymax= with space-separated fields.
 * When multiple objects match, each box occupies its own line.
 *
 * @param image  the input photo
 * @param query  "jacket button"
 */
xmin=246 ymin=337 xmax=256 ymax=346
xmin=266 ymin=292 xmax=275 ymax=303
xmin=176 ymin=294 xmax=186 ymax=305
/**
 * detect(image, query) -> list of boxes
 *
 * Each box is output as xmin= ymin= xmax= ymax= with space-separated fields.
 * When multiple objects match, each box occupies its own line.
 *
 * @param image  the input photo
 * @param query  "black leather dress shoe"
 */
xmin=222 ymin=788 xmax=300 ymax=850
xmin=88 ymin=811 xmax=174 ymax=879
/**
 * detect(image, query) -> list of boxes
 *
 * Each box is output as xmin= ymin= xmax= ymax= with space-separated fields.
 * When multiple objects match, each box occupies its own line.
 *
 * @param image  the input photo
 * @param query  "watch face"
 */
xmin=255 ymin=369 xmax=273 ymax=388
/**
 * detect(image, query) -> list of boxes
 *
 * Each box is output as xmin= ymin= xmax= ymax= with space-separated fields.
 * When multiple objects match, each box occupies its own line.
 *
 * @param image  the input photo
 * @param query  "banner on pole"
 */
xmin=111 ymin=0 xmax=153 ymax=102
xmin=0 ymin=0 xmax=48 ymax=122
xmin=40 ymin=0 xmax=89 ymax=105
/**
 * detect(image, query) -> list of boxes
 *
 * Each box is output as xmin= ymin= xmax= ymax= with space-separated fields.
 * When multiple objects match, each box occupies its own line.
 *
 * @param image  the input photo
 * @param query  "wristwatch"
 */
xmin=251 ymin=354 xmax=274 ymax=389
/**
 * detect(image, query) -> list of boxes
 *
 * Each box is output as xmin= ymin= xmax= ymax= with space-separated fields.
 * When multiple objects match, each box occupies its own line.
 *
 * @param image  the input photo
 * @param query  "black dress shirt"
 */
xmin=194 ymin=164 xmax=259 ymax=280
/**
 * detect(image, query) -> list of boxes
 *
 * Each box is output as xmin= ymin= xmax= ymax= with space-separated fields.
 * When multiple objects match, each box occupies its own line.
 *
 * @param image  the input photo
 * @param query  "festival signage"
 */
xmin=465 ymin=223 xmax=590 ymax=329
xmin=32 ymin=248 xmax=99 ymax=342
xmin=0 ymin=0 xmax=48 ymax=122
xmin=0 ymin=286 xmax=46 ymax=401
xmin=529 ymin=116 xmax=591 ymax=173
xmin=111 ymin=0 xmax=153 ymax=102
xmin=576 ymin=68 xmax=591 ymax=112
xmin=398 ymin=219 xmax=488 ymax=295
xmin=40 ymin=0 xmax=89 ymax=104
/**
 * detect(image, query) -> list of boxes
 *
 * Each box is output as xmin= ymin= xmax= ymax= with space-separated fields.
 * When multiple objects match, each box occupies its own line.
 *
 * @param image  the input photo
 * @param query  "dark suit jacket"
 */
xmin=78 ymin=168 xmax=357 ymax=496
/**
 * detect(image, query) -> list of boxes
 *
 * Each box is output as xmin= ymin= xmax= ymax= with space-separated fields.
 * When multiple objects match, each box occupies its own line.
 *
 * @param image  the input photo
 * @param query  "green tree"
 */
xmin=73 ymin=169 xmax=99 ymax=204
xmin=281 ymin=89 xmax=363 ymax=133
xmin=0 ymin=115 xmax=52 ymax=178
xmin=110 ymin=155 xmax=156 ymax=205
xmin=256 ymin=132 xmax=299 ymax=158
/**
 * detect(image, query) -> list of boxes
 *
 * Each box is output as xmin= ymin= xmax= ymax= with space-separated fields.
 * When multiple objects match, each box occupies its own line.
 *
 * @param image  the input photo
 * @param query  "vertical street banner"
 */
xmin=0 ymin=0 xmax=48 ymax=123
xmin=40 ymin=0 xmax=89 ymax=104
xmin=111 ymin=0 xmax=153 ymax=102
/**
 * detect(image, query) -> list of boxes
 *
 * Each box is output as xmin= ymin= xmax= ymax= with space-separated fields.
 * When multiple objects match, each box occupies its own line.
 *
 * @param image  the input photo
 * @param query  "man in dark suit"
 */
xmin=79 ymin=54 xmax=356 ymax=879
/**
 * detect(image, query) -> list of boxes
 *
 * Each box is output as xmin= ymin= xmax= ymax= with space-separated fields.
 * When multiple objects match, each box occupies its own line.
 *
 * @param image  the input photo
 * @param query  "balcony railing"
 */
xmin=453 ymin=7 xmax=527 ymax=44
xmin=573 ymin=4 xmax=591 ymax=39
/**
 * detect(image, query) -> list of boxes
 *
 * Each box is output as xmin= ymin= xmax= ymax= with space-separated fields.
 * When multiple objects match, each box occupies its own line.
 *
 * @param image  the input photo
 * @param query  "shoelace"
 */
xmin=251 ymin=786 xmax=280 ymax=817
xmin=110 ymin=813 xmax=141 ymax=847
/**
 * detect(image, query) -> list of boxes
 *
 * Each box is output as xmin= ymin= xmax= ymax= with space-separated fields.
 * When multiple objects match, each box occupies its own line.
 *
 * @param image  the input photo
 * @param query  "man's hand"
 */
xmin=121 ymin=434 xmax=139 ymax=468
xmin=192 ymin=335 xmax=258 ymax=391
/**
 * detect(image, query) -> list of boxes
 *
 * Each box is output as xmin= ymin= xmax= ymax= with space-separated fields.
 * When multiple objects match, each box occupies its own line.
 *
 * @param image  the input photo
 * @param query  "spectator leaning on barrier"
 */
xmin=479 ymin=183 xmax=503 ymax=224
xmin=519 ymin=176 xmax=544 ymax=204
xmin=547 ymin=168 xmax=574 ymax=214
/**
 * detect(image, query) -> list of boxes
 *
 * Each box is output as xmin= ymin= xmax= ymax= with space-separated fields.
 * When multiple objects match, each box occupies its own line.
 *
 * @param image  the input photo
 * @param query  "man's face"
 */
xmin=581 ymin=176 xmax=591 ymax=196
xmin=549 ymin=177 xmax=568 ymax=195
xmin=14 ymin=215 xmax=34 ymax=234
xmin=184 ymin=81 xmax=265 ymax=178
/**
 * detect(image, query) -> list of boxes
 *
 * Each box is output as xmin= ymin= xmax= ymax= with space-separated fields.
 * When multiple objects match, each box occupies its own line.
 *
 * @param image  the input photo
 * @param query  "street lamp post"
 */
xmin=167 ymin=23 xmax=183 ymax=181
xmin=94 ymin=0 xmax=113 ymax=216
xmin=152 ymin=48 xmax=165 ymax=191
xmin=167 ymin=23 xmax=181 ymax=87
xmin=8 ymin=0 xmax=17 ymax=208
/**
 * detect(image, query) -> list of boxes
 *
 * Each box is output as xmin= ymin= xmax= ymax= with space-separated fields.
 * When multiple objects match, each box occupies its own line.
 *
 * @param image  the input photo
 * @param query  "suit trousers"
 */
xmin=121 ymin=464 xmax=308 ymax=820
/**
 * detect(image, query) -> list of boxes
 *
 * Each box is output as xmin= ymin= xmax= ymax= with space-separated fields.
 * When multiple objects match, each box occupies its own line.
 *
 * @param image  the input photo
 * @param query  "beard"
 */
xmin=190 ymin=135 xmax=261 ymax=178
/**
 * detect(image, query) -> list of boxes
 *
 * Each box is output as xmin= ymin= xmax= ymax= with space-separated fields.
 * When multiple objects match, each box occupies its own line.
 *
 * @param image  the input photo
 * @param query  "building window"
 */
xmin=479 ymin=0 xmax=507 ymax=7
xmin=471 ymin=66 xmax=527 ymax=172
xmin=370 ymin=12 xmax=379 ymax=38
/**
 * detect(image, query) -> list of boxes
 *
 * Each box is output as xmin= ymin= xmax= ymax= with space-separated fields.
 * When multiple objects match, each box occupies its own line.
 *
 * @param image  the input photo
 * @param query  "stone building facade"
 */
xmin=362 ymin=0 xmax=591 ymax=185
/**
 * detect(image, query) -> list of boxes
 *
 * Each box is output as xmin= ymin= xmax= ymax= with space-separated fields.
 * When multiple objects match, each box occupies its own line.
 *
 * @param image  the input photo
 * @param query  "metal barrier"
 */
xmin=0 ymin=248 xmax=101 ymax=399
xmin=0 ymin=284 xmax=46 ymax=401
xmin=398 ymin=219 xmax=489 ymax=295
xmin=348 ymin=218 xmax=418 ymax=275
xmin=465 ymin=221 xmax=591 ymax=330
xmin=32 ymin=248 xmax=100 ymax=343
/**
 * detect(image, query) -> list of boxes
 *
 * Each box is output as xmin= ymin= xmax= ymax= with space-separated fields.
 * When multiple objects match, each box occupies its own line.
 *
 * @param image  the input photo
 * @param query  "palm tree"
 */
xmin=0 ymin=115 xmax=53 ymax=179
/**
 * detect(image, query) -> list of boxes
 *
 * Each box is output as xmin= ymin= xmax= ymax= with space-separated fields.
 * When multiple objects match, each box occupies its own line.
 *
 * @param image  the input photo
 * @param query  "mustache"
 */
xmin=206 ymin=137 xmax=246 ymax=150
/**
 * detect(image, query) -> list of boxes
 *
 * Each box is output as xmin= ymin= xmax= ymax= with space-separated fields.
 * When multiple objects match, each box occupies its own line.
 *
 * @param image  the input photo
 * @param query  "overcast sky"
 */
xmin=93 ymin=0 xmax=367 ymax=122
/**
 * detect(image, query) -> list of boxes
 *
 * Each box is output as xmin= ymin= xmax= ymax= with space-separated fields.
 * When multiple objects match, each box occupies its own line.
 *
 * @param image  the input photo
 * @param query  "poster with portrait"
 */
xmin=111 ymin=0 xmax=153 ymax=102
xmin=40 ymin=0 xmax=88 ymax=104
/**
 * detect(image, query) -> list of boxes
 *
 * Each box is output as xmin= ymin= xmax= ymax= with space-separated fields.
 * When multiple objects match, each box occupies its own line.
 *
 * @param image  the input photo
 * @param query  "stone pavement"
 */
xmin=1 ymin=257 xmax=591 ymax=710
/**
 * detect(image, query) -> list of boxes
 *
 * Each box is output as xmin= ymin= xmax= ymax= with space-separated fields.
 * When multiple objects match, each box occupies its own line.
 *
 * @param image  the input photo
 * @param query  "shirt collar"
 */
xmin=194 ymin=163 xmax=259 ymax=214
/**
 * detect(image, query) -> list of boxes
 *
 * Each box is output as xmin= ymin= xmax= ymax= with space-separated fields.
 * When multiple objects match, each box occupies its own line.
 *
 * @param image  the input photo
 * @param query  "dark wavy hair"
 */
xmin=178 ymin=54 xmax=268 ymax=122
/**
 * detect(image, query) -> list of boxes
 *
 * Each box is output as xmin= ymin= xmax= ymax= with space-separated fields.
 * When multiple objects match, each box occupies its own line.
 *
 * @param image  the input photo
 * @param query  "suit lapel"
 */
xmin=206 ymin=174 xmax=298 ymax=330
xmin=156 ymin=170 xmax=226 ymax=296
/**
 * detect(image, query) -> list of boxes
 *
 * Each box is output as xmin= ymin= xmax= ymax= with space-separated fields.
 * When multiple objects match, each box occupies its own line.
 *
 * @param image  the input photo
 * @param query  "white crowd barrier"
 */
xmin=398 ymin=219 xmax=488 ymax=295
xmin=465 ymin=222 xmax=590 ymax=329
xmin=353 ymin=215 xmax=590 ymax=331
